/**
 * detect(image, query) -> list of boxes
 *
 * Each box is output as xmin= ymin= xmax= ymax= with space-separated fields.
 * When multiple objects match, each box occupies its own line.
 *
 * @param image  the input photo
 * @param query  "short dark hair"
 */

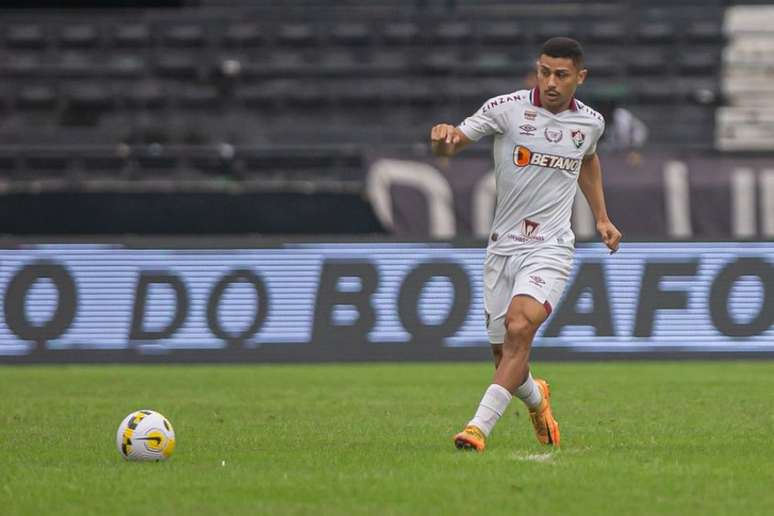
xmin=540 ymin=37 xmax=584 ymax=68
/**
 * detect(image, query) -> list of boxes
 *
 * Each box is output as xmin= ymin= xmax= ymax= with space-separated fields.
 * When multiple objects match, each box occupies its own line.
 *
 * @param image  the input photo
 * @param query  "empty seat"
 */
xmin=4 ymin=53 xmax=43 ymax=77
xmin=577 ymin=79 xmax=629 ymax=105
xmin=636 ymin=21 xmax=675 ymax=43
xmin=632 ymin=79 xmax=675 ymax=104
xmin=81 ymin=150 xmax=127 ymax=175
xmin=536 ymin=21 xmax=576 ymax=42
xmin=585 ymin=52 xmax=621 ymax=77
xmin=331 ymin=80 xmax=382 ymax=104
xmin=285 ymin=84 xmax=328 ymax=106
xmin=108 ymin=54 xmax=147 ymax=77
xmin=407 ymin=81 xmax=442 ymax=105
xmin=135 ymin=150 xmax=180 ymax=175
xmin=330 ymin=23 xmax=370 ymax=45
xmin=0 ymin=84 xmax=12 ymax=109
xmin=368 ymin=50 xmax=409 ymax=74
xmin=62 ymin=84 xmax=112 ymax=126
xmin=0 ymin=151 xmax=19 ymax=178
xmin=113 ymin=24 xmax=151 ymax=47
xmin=65 ymin=83 xmax=112 ymax=108
xmin=448 ymin=81 xmax=491 ymax=103
xmin=278 ymin=24 xmax=317 ymax=46
xmin=122 ymin=81 xmax=167 ymax=107
xmin=264 ymin=51 xmax=309 ymax=76
xmin=17 ymin=84 xmax=57 ymax=109
xmin=421 ymin=50 xmax=459 ymax=75
xmin=685 ymin=20 xmax=723 ymax=42
xmin=586 ymin=21 xmax=626 ymax=44
xmin=677 ymin=49 xmax=718 ymax=75
xmin=60 ymin=25 xmax=99 ymax=48
xmin=627 ymin=49 xmax=666 ymax=75
xmin=179 ymin=85 xmax=220 ymax=108
xmin=479 ymin=22 xmax=524 ymax=44
xmin=6 ymin=25 xmax=46 ymax=48
xmin=433 ymin=22 xmax=471 ymax=44
xmin=57 ymin=52 xmax=95 ymax=76
xmin=155 ymin=53 xmax=199 ymax=78
xmin=162 ymin=24 xmax=206 ymax=47
xmin=378 ymin=78 xmax=413 ymax=103
xmin=223 ymin=23 xmax=263 ymax=47
xmin=25 ymin=151 xmax=71 ymax=176
xmin=382 ymin=22 xmax=419 ymax=44
xmin=237 ymin=80 xmax=319 ymax=106
xmin=237 ymin=83 xmax=282 ymax=107
xmin=468 ymin=52 xmax=512 ymax=76
xmin=189 ymin=150 xmax=235 ymax=177
xmin=317 ymin=50 xmax=360 ymax=75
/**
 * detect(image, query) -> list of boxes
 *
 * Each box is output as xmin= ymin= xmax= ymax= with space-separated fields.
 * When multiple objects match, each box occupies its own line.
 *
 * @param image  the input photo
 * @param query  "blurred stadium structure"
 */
xmin=0 ymin=0 xmax=771 ymax=238
xmin=1 ymin=1 xmax=774 ymax=362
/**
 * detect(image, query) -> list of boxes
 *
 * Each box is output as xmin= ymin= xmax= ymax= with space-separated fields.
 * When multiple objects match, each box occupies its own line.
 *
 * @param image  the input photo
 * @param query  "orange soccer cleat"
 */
xmin=529 ymin=379 xmax=560 ymax=447
xmin=453 ymin=425 xmax=486 ymax=452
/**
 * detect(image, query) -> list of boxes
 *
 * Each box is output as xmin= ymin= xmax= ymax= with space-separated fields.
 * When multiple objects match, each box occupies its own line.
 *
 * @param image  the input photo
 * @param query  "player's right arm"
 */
xmin=431 ymin=95 xmax=508 ymax=157
xmin=430 ymin=124 xmax=472 ymax=157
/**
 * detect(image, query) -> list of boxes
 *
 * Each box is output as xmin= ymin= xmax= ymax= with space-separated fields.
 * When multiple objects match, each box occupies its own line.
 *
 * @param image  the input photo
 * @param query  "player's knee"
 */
xmin=504 ymin=313 xmax=537 ymax=348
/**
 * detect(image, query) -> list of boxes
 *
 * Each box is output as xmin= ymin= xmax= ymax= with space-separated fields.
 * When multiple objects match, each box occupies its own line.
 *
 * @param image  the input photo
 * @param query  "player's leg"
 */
xmin=492 ymin=294 xmax=548 ymax=391
xmin=455 ymin=295 xmax=547 ymax=451
xmin=453 ymin=254 xmax=510 ymax=451
xmin=491 ymin=343 xmax=503 ymax=369
xmin=494 ymin=295 xmax=559 ymax=446
xmin=500 ymin=247 xmax=573 ymax=447
xmin=455 ymin=247 xmax=571 ymax=450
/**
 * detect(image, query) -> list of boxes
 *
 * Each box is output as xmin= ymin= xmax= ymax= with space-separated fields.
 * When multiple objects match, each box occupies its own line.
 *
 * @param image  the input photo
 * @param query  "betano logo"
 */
xmin=513 ymin=146 xmax=581 ymax=173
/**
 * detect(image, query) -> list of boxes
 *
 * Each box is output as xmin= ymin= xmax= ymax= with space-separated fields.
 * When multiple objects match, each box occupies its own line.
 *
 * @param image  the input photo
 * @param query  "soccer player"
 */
xmin=430 ymin=37 xmax=622 ymax=451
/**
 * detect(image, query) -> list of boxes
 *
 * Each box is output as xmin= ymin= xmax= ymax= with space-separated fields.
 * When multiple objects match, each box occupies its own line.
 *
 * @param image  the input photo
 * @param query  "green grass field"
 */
xmin=1 ymin=362 xmax=773 ymax=515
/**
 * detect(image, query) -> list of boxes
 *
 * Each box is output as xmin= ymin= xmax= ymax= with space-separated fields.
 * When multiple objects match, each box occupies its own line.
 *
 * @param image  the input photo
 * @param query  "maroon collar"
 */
xmin=531 ymin=87 xmax=578 ymax=112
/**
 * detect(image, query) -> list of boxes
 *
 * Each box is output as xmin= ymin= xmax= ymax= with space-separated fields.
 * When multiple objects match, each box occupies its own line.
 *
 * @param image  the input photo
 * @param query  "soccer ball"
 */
xmin=116 ymin=410 xmax=176 ymax=461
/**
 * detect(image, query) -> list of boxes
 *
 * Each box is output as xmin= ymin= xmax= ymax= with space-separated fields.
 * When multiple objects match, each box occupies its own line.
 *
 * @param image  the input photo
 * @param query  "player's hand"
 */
xmin=430 ymin=124 xmax=461 ymax=145
xmin=597 ymin=220 xmax=622 ymax=254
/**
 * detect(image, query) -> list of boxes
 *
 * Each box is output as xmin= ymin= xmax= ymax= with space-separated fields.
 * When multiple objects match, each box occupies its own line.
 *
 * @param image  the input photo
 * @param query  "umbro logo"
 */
xmin=519 ymin=124 xmax=536 ymax=135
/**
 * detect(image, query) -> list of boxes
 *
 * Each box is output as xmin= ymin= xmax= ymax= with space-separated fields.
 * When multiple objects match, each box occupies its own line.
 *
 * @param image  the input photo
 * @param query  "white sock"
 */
xmin=468 ymin=384 xmax=512 ymax=437
xmin=514 ymin=372 xmax=543 ymax=410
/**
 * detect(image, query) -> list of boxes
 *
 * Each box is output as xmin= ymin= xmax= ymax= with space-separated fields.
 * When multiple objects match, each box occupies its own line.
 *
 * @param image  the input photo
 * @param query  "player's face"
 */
xmin=535 ymin=55 xmax=587 ymax=112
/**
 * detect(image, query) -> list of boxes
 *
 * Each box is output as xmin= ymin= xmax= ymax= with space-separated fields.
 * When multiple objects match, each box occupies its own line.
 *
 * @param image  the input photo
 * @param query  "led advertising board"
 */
xmin=1 ymin=242 xmax=772 ymax=362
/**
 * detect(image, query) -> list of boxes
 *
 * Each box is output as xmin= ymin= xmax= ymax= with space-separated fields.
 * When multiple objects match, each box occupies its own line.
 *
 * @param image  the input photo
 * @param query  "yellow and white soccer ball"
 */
xmin=116 ymin=410 xmax=176 ymax=461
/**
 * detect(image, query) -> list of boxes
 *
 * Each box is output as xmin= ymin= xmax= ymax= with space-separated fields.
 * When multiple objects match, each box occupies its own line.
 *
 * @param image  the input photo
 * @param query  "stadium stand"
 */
xmin=0 ymin=2 xmax=723 ymax=148
xmin=0 ymin=0 xmax=728 ymax=233
xmin=716 ymin=5 xmax=774 ymax=150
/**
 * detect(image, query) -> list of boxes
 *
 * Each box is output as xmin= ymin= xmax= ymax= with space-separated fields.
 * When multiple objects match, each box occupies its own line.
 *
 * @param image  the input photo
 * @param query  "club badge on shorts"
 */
xmin=523 ymin=219 xmax=540 ymax=237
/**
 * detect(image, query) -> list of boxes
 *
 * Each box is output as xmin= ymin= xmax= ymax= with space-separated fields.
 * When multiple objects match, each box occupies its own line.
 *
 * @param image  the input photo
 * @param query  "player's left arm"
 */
xmin=578 ymin=153 xmax=622 ymax=253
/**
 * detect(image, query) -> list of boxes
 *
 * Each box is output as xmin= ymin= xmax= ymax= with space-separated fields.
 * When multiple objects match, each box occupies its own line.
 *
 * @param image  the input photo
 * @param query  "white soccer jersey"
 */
xmin=458 ymin=88 xmax=605 ymax=255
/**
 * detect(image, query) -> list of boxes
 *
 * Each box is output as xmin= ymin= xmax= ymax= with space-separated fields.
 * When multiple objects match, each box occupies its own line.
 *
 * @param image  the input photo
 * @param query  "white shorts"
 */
xmin=483 ymin=244 xmax=574 ymax=344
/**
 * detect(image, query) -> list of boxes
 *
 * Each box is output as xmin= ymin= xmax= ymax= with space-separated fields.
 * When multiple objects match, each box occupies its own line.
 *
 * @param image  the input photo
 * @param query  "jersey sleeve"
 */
xmin=457 ymin=100 xmax=506 ymax=142
xmin=585 ymin=117 xmax=606 ymax=156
